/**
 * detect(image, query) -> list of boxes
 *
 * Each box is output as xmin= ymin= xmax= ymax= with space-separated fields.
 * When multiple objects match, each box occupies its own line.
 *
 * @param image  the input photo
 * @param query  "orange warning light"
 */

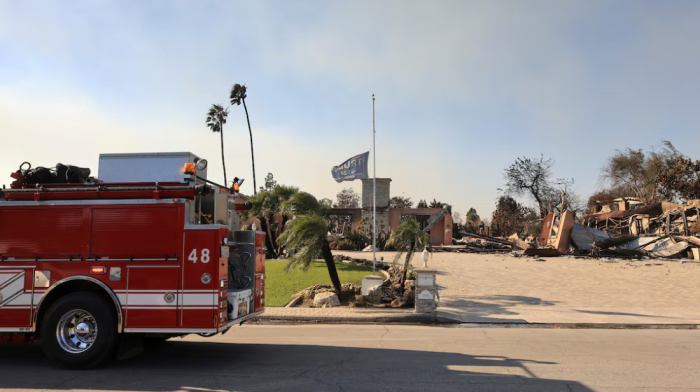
xmin=183 ymin=163 xmax=196 ymax=175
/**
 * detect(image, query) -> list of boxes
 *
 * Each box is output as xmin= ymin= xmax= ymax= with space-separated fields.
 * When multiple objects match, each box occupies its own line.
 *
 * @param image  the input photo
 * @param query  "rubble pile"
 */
xmin=525 ymin=199 xmax=700 ymax=260
xmin=442 ymin=232 xmax=515 ymax=253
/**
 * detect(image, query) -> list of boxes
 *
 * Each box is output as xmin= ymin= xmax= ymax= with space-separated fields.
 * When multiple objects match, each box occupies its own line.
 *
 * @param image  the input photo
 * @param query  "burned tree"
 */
xmin=657 ymin=157 xmax=700 ymax=202
xmin=504 ymin=155 xmax=554 ymax=218
xmin=491 ymin=196 xmax=528 ymax=237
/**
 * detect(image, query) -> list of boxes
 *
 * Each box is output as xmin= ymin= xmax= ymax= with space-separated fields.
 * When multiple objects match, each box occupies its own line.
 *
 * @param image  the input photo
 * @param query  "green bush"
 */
xmin=329 ymin=237 xmax=355 ymax=250
xmin=346 ymin=230 xmax=369 ymax=250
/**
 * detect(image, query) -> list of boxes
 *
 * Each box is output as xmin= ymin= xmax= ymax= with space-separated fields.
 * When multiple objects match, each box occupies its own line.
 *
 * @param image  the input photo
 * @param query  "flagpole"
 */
xmin=372 ymin=94 xmax=376 ymax=275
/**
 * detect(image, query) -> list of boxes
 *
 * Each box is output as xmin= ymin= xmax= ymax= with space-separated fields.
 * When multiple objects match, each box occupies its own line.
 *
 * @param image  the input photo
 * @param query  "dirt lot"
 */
xmin=335 ymin=251 xmax=700 ymax=324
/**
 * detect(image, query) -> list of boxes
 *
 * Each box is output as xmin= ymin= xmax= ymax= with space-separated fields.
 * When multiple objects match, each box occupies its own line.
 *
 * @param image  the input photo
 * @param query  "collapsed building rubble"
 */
xmin=526 ymin=205 xmax=700 ymax=260
xmin=443 ymin=231 xmax=515 ymax=253
xmin=584 ymin=199 xmax=700 ymax=237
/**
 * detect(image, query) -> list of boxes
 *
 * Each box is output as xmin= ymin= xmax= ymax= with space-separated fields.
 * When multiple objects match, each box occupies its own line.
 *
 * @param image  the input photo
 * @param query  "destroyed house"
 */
xmin=326 ymin=178 xmax=453 ymax=246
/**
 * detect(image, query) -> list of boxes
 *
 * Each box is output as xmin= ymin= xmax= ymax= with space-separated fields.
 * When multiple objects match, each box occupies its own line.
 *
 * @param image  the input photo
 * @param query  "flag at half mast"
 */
xmin=331 ymin=152 xmax=369 ymax=182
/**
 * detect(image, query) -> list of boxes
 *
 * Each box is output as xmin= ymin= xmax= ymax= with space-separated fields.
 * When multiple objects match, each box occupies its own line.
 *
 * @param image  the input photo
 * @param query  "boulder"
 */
xmin=313 ymin=292 xmax=340 ymax=308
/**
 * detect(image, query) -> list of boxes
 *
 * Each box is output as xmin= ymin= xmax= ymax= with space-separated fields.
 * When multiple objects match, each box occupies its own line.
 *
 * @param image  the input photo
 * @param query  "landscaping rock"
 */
xmin=365 ymin=285 xmax=383 ymax=304
xmin=286 ymin=295 xmax=303 ymax=308
xmin=391 ymin=298 xmax=407 ymax=307
xmin=313 ymin=292 xmax=340 ymax=308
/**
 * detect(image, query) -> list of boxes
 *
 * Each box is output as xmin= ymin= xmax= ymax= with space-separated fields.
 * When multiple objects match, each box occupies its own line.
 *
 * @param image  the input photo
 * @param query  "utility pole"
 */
xmin=372 ymin=94 xmax=376 ymax=275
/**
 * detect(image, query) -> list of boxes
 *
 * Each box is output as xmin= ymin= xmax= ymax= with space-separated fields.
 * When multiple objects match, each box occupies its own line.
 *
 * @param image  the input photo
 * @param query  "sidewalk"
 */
xmin=256 ymin=307 xmax=435 ymax=323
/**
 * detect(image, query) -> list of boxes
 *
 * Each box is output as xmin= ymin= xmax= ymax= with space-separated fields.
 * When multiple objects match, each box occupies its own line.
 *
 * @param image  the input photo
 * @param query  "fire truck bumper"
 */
xmin=220 ymin=310 xmax=264 ymax=333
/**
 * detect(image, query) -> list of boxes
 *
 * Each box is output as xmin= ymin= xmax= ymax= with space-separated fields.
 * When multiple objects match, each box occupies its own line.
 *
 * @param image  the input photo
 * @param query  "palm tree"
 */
xmin=230 ymin=83 xmax=257 ymax=194
xmin=278 ymin=214 xmax=342 ymax=292
xmin=206 ymin=104 xmax=229 ymax=185
xmin=247 ymin=184 xmax=300 ymax=258
xmin=386 ymin=218 xmax=431 ymax=289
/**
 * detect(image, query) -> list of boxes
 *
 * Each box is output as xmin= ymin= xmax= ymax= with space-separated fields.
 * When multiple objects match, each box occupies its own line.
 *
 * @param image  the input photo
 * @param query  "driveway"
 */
xmin=336 ymin=251 xmax=700 ymax=324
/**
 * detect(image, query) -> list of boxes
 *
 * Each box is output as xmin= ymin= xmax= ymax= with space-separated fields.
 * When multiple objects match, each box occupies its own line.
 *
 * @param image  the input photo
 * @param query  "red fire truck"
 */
xmin=0 ymin=152 xmax=265 ymax=368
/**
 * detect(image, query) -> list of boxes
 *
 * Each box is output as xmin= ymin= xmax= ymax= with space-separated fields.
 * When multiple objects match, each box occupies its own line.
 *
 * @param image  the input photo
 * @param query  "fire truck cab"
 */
xmin=0 ymin=152 xmax=265 ymax=367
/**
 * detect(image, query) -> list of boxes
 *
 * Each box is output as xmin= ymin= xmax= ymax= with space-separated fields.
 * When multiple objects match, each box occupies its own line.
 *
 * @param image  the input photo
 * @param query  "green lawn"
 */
xmin=265 ymin=259 xmax=373 ymax=307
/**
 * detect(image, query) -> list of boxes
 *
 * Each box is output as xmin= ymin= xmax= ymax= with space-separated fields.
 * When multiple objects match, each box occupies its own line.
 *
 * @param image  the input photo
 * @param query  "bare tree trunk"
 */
xmin=321 ymin=238 xmax=342 ymax=292
xmin=277 ymin=215 xmax=289 ymax=255
xmin=400 ymin=244 xmax=415 ymax=291
xmin=259 ymin=218 xmax=277 ymax=259
xmin=264 ymin=217 xmax=278 ymax=258
xmin=242 ymin=99 xmax=257 ymax=195
xmin=219 ymin=126 xmax=227 ymax=186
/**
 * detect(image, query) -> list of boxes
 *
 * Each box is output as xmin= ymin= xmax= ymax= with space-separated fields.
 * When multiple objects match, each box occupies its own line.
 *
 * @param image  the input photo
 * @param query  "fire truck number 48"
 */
xmin=188 ymin=248 xmax=211 ymax=263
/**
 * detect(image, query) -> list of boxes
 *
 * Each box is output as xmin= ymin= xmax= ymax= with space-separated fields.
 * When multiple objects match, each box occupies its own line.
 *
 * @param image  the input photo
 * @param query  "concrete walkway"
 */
xmin=335 ymin=251 xmax=700 ymax=324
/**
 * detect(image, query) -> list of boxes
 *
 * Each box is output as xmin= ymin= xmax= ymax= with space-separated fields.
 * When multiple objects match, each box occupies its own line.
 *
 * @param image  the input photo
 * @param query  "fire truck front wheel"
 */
xmin=40 ymin=292 xmax=119 ymax=368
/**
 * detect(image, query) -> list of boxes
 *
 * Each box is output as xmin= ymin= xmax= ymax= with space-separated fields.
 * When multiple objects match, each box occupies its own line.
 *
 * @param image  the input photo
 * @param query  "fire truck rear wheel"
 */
xmin=40 ymin=292 xmax=118 ymax=368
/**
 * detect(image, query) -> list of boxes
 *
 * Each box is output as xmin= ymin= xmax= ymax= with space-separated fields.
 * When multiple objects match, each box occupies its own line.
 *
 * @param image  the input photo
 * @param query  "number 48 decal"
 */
xmin=188 ymin=248 xmax=211 ymax=263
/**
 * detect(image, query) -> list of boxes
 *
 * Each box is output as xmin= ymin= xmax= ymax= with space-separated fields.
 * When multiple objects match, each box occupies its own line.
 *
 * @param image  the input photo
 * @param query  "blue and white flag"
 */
xmin=331 ymin=152 xmax=369 ymax=183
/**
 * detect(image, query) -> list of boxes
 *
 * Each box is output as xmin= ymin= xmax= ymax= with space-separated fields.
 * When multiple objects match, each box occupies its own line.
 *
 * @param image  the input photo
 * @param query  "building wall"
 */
xmin=361 ymin=209 xmax=390 ymax=234
xmin=388 ymin=208 xmax=453 ymax=246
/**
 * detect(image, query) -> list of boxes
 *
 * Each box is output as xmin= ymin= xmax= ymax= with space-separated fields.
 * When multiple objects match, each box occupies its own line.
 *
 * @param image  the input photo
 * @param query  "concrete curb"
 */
xmin=252 ymin=312 xmax=436 ymax=324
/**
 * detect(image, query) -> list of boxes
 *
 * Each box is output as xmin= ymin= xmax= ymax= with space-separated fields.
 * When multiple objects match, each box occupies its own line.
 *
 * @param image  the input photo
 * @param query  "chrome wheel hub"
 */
xmin=56 ymin=309 xmax=98 ymax=353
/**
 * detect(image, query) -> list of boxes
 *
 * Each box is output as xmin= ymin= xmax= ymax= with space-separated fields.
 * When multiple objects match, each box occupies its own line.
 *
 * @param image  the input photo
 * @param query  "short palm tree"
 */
xmin=230 ymin=83 xmax=257 ymax=194
xmin=205 ymin=104 xmax=229 ymax=185
xmin=247 ymin=184 xmax=300 ymax=258
xmin=278 ymin=214 xmax=342 ymax=292
xmin=386 ymin=218 xmax=431 ymax=289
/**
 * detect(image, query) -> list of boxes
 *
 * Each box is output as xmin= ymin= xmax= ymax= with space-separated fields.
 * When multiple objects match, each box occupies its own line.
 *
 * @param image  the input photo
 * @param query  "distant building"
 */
xmin=327 ymin=178 xmax=453 ymax=246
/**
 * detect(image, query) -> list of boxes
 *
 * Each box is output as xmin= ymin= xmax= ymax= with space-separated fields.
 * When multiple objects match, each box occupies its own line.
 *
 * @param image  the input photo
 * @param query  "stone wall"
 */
xmin=361 ymin=209 xmax=390 ymax=234
xmin=362 ymin=178 xmax=391 ymax=209
xmin=414 ymin=269 xmax=437 ymax=316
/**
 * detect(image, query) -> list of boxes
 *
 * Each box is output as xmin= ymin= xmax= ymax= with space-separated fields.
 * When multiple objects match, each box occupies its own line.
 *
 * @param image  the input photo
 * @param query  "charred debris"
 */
xmin=440 ymin=197 xmax=700 ymax=261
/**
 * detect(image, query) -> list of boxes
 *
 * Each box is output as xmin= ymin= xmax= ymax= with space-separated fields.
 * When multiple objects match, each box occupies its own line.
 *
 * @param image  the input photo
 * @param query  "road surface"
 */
xmin=1 ymin=324 xmax=699 ymax=391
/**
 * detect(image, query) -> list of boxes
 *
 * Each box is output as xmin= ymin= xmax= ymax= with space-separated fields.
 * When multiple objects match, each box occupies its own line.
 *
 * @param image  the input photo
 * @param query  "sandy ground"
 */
xmin=335 ymin=251 xmax=700 ymax=324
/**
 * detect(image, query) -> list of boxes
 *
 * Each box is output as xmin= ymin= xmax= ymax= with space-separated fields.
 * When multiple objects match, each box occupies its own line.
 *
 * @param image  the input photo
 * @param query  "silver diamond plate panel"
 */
xmin=98 ymin=152 xmax=207 ymax=183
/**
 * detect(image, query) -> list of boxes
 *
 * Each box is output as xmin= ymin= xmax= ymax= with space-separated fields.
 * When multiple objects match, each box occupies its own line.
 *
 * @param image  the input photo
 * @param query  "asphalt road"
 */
xmin=1 ymin=324 xmax=699 ymax=392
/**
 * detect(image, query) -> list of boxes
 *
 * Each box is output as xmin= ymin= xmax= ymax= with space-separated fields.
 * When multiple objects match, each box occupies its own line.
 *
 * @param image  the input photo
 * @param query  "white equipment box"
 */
xmin=98 ymin=152 xmax=206 ymax=183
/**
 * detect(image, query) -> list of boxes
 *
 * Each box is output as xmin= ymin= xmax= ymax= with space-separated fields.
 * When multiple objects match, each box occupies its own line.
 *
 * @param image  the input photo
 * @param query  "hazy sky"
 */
xmin=1 ymin=1 xmax=699 ymax=219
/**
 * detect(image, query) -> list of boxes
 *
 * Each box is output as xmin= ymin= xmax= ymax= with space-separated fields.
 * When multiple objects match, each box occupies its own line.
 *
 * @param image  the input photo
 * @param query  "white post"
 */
xmin=372 ymin=94 xmax=377 ymax=275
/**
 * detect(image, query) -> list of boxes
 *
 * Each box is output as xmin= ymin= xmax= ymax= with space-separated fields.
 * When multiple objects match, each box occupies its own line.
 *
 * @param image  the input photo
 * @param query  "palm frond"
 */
xmin=229 ymin=83 xmax=248 ymax=106
xmin=205 ymin=104 xmax=228 ymax=133
xmin=278 ymin=214 xmax=328 ymax=271
xmin=386 ymin=217 xmax=430 ymax=274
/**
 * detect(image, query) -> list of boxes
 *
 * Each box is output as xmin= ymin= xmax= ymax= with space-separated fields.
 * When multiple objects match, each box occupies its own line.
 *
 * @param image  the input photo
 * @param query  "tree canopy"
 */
xmin=504 ymin=155 xmax=554 ymax=218
xmin=334 ymin=188 xmax=361 ymax=208
xmin=390 ymin=196 xmax=413 ymax=208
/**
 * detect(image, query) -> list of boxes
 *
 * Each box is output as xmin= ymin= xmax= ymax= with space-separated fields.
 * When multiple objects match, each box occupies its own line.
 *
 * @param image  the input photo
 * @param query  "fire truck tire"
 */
xmin=40 ymin=292 xmax=119 ymax=368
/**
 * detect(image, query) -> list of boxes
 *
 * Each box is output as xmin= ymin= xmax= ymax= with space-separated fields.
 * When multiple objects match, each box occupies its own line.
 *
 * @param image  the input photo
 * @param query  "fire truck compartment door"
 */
xmin=0 ymin=266 xmax=33 ymax=329
xmin=125 ymin=266 xmax=180 ymax=328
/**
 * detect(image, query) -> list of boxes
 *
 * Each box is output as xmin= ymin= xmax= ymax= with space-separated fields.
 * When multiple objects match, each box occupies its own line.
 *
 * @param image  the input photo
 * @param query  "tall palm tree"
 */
xmin=206 ymin=104 xmax=229 ymax=185
xmin=386 ymin=218 xmax=431 ymax=289
xmin=230 ymin=83 xmax=257 ymax=194
xmin=278 ymin=214 xmax=342 ymax=292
